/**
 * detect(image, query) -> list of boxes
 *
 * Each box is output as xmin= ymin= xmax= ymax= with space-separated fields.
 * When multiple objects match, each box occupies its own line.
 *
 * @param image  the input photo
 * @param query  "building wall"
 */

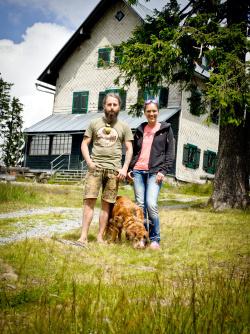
xmin=53 ymin=0 xmax=181 ymax=114
xmin=30 ymin=1 xmax=220 ymax=182
xmin=25 ymin=134 xmax=83 ymax=170
xmin=175 ymin=80 xmax=219 ymax=183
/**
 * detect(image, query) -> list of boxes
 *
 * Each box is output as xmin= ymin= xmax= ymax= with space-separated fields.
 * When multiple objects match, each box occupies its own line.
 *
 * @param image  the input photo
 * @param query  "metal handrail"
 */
xmin=50 ymin=153 xmax=70 ymax=174
xmin=53 ymin=159 xmax=65 ymax=170
xmin=80 ymin=160 xmax=88 ymax=177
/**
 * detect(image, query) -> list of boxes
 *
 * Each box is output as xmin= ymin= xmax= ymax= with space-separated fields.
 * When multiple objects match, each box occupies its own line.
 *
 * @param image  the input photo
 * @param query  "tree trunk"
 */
xmin=211 ymin=120 xmax=249 ymax=210
xmin=211 ymin=0 xmax=249 ymax=210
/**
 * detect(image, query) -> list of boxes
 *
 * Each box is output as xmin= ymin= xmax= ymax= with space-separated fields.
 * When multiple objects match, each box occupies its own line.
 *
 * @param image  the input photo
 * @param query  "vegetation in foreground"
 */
xmin=0 ymin=180 xmax=249 ymax=333
xmin=0 ymin=182 xmax=83 ymax=212
xmin=0 ymin=181 xmax=212 ymax=213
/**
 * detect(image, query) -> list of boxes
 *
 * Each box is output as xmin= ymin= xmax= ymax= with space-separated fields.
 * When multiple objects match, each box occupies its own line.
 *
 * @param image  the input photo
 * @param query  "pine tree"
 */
xmin=0 ymin=75 xmax=24 ymax=167
xmin=117 ymin=0 xmax=249 ymax=210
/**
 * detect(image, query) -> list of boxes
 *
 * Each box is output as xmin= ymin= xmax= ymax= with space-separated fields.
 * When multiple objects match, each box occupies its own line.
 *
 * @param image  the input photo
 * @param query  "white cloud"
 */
xmin=0 ymin=22 xmax=72 ymax=128
xmin=5 ymin=0 xmax=174 ymax=29
xmin=1 ymin=0 xmax=189 ymax=130
xmin=6 ymin=0 xmax=100 ymax=28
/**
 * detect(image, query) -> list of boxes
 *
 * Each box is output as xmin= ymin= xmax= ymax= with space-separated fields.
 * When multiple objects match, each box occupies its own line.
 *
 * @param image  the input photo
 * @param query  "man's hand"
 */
xmin=156 ymin=172 xmax=164 ymax=184
xmin=117 ymin=167 xmax=127 ymax=181
xmin=87 ymin=160 xmax=96 ymax=171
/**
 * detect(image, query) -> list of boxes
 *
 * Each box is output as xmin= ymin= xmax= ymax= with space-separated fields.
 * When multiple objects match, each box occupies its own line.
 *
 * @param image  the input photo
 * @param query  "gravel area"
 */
xmin=0 ymin=207 xmax=100 ymax=245
xmin=0 ymin=207 xmax=81 ymax=219
xmin=0 ymin=197 xmax=201 ymax=244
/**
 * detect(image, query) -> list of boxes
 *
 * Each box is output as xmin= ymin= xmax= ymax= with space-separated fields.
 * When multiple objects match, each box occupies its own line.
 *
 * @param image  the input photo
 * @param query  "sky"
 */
xmin=0 ymin=0 xmax=171 ymax=128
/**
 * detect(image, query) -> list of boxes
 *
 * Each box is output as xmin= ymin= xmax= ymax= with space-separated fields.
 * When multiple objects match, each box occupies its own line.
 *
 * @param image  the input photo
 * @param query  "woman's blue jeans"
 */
xmin=133 ymin=170 xmax=162 ymax=243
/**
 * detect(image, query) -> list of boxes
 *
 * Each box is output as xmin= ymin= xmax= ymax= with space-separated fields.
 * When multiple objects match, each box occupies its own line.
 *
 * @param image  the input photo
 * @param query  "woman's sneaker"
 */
xmin=150 ymin=241 xmax=160 ymax=250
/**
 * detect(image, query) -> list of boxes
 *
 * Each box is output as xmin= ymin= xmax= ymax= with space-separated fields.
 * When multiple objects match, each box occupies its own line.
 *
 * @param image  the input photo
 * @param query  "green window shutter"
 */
xmin=72 ymin=91 xmax=89 ymax=114
xmin=114 ymin=46 xmax=122 ymax=64
xmin=105 ymin=88 xmax=120 ymax=94
xmin=182 ymin=144 xmax=190 ymax=165
xmin=204 ymin=150 xmax=217 ymax=174
xmin=98 ymin=91 xmax=106 ymax=111
xmin=98 ymin=48 xmax=111 ymax=67
xmin=203 ymin=150 xmax=209 ymax=171
xmin=189 ymin=88 xmax=202 ymax=116
xmin=144 ymin=87 xmax=159 ymax=100
xmin=210 ymin=100 xmax=219 ymax=124
xmin=72 ymin=92 xmax=81 ymax=113
xmin=80 ymin=93 xmax=88 ymax=113
xmin=144 ymin=86 xmax=168 ymax=105
xmin=183 ymin=144 xmax=200 ymax=169
xmin=194 ymin=148 xmax=201 ymax=169
xmin=120 ymin=90 xmax=126 ymax=110
xmin=137 ymin=89 xmax=144 ymax=104
xmin=159 ymin=87 xmax=169 ymax=108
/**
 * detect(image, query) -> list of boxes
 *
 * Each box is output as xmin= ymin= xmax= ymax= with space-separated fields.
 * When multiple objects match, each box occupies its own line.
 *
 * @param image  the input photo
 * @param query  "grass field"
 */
xmin=0 ymin=182 xmax=249 ymax=333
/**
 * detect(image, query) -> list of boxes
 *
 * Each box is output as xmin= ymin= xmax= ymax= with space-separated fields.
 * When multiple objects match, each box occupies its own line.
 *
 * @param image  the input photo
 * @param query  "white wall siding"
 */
xmin=54 ymin=1 xmax=141 ymax=114
xmin=175 ymin=88 xmax=219 ymax=183
xmin=168 ymin=83 xmax=181 ymax=107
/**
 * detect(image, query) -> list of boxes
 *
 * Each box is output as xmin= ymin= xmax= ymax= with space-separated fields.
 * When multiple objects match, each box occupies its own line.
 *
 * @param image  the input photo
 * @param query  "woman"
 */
xmin=128 ymin=99 xmax=175 ymax=249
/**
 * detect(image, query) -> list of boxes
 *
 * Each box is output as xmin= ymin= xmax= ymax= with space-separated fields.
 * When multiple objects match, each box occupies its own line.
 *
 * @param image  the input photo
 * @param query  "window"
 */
xmin=98 ymin=91 xmax=106 ymax=112
xmin=51 ymin=134 xmax=72 ymax=155
xmin=203 ymin=150 xmax=217 ymax=174
xmin=182 ymin=144 xmax=201 ymax=169
xmin=114 ymin=45 xmax=123 ymax=64
xmin=189 ymin=87 xmax=203 ymax=116
xmin=210 ymin=100 xmax=219 ymax=124
xmin=29 ymin=135 xmax=50 ymax=156
xmin=72 ymin=91 xmax=89 ymax=114
xmin=115 ymin=10 xmax=125 ymax=22
xmin=98 ymin=48 xmax=111 ymax=67
xmin=137 ymin=86 xmax=169 ymax=108
xmin=98 ymin=89 xmax=127 ymax=111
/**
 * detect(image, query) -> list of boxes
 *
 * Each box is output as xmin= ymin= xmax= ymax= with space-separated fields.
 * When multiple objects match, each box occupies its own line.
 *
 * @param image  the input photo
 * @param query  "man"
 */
xmin=78 ymin=93 xmax=133 ymax=244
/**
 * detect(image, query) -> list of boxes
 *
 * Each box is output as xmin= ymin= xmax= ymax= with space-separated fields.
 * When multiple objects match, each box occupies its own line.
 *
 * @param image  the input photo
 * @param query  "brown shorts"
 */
xmin=84 ymin=168 xmax=119 ymax=203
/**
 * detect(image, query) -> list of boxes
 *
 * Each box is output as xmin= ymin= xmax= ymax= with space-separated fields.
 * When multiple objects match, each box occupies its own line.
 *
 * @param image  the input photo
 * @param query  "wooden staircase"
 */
xmin=53 ymin=169 xmax=87 ymax=184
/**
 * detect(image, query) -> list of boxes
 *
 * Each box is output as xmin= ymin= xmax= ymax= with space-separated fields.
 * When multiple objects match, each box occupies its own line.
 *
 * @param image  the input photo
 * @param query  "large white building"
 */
xmin=24 ymin=0 xmax=219 ymax=183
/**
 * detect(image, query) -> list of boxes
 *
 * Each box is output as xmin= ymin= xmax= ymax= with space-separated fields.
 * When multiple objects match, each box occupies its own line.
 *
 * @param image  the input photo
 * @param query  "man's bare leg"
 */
xmin=78 ymin=198 xmax=96 ymax=243
xmin=97 ymin=199 xmax=111 ymax=243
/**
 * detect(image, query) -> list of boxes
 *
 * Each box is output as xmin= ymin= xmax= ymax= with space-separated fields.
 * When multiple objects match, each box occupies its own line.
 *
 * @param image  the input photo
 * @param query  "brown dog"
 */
xmin=105 ymin=196 xmax=149 ymax=248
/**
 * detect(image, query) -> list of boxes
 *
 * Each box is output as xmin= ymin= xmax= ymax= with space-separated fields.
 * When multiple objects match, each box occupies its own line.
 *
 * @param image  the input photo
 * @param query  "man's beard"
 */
xmin=104 ymin=109 xmax=119 ymax=123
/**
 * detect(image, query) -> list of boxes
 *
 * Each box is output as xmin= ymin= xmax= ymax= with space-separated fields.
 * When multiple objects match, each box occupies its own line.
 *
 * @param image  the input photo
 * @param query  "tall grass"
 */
xmin=0 ymin=183 xmax=83 ymax=211
xmin=164 ymin=182 xmax=213 ymax=196
xmin=0 ymin=260 xmax=249 ymax=333
xmin=0 ymin=183 xmax=41 ymax=203
xmin=0 ymin=182 xmax=249 ymax=333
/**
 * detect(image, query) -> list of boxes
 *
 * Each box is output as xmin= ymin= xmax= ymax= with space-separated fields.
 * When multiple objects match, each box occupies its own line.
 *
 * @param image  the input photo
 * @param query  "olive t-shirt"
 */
xmin=84 ymin=117 xmax=133 ymax=170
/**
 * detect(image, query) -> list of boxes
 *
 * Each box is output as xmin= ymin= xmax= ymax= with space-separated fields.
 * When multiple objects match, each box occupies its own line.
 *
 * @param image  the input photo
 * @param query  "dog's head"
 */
xmin=132 ymin=228 xmax=149 ymax=249
xmin=123 ymin=217 xmax=149 ymax=249
xmin=113 ymin=216 xmax=123 ymax=228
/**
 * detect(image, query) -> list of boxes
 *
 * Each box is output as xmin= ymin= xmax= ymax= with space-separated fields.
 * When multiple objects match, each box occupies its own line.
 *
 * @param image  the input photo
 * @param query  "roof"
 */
xmin=38 ymin=0 xmax=153 ymax=86
xmin=24 ymin=108 xmax=180 ymax=134
xmin=131 ymin=1 xmax=153 ymax=20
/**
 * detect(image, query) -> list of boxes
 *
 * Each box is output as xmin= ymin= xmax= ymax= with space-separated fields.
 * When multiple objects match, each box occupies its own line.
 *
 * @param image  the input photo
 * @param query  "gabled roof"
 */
xmin=38 ymin=0 xmax=153 ymax=86
xmin=24 ymin=108 xmax=180 ymax=134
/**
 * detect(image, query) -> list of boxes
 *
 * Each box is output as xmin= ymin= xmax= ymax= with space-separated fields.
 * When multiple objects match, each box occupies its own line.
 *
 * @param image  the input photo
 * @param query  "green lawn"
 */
xmin=0 ymin=182 xmax=249 ymax=333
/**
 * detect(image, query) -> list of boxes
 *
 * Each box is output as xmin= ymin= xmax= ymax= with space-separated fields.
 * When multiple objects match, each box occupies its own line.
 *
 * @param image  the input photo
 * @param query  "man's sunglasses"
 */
xmin=144 ymin=99 xmax=158 ymax=106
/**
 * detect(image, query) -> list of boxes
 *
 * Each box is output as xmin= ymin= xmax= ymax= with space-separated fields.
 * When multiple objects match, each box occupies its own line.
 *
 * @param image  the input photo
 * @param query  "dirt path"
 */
xmin=0 ymin=207 xmax=99 ymax=245
xmin=0 ymin=195 xmax=205 ymax=244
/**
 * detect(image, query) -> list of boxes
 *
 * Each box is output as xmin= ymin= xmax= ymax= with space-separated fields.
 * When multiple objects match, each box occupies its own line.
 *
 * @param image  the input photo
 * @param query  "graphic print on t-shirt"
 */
xmin=96 ymin=127 xmax=118 ymax=147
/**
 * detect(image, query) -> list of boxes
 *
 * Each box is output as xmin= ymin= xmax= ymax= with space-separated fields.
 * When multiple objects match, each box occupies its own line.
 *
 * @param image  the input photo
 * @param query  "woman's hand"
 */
xmin=127 ymin=171 xmax=134 ymax=183
xmin=156 ymin=172 xmax=164 ymax=184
